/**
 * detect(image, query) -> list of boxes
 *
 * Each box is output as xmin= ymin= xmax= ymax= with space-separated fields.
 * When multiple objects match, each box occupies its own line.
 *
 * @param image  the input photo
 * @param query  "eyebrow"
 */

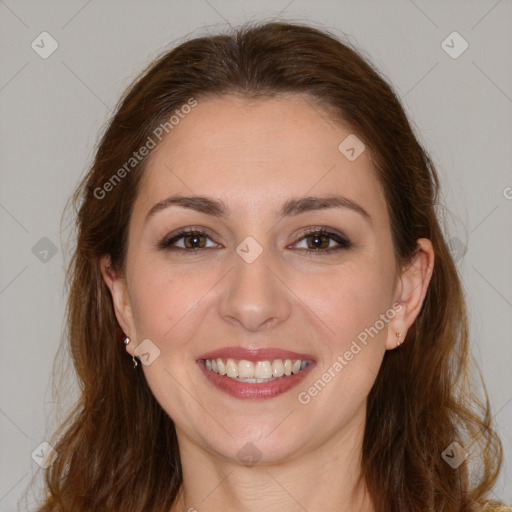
xmin=145 ymin=194 xmax=372 ymax=224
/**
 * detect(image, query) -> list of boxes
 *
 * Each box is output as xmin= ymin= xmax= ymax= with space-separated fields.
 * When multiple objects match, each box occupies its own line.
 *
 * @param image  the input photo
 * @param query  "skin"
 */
xmin=101 ymin=93 xmax=434 ymax=512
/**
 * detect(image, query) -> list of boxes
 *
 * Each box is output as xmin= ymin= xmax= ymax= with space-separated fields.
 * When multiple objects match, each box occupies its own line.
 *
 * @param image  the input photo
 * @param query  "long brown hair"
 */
xmin=32 ymin=21 xmax=508 ymax=511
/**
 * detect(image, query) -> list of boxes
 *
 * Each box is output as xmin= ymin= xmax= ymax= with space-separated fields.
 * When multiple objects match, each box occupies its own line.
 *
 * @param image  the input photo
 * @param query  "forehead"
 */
xmin=135 ymin=94 xmax=388 ymax=225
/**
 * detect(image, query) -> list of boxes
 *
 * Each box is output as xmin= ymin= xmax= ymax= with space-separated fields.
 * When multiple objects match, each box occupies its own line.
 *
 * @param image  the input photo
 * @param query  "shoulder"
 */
xmin=475 ymin=501 xmax=512 ymax=512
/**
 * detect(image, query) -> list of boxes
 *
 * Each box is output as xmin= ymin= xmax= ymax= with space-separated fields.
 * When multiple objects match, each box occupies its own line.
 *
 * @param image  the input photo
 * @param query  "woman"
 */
xmin=35 ymin=21 xmax=509 ymax=512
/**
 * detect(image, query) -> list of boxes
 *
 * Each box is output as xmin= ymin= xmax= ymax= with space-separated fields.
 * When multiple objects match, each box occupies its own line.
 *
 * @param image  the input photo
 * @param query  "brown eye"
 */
xmin=182 ymin=233 xmax=207 ymax=249
xmin=158 ymin=229 xmax=218 ymax=251
xmin=306 ymin=233 xmax=331 ymax=250
xmin=158 ymin=227 xmax=351 ymax=255
xmin=293 ymin=228 xmax=352 ymax=254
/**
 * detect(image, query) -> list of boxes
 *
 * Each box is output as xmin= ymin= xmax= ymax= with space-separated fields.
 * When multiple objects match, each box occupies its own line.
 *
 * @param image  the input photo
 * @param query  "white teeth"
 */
xmin=272 ymin=359 xmax=284 ymax=377
xmin=226 ymin=358 xmax=238 ymax=377
xmin=238 ymin=360 xmax=254 ymax=379
xmin=291 ymin=360 xmax=301 ymax=374
xmin=254 ymin=361 xmax=272 ymax=379
xmin=231 ymin=377 xmax=278 ymax=383
xmin=204 ymin=357 xmax=310 ymax=381
xmin=217 ymin=358 xmax=226 ymax=375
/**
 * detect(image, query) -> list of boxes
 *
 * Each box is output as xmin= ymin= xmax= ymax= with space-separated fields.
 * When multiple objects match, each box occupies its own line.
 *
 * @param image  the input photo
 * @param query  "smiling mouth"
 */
xmin=203 ymin=357 xmax=312 ymax=383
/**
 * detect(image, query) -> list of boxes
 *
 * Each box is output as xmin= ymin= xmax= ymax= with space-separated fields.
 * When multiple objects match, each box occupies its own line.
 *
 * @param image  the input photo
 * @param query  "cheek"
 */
xmin=128 ymin=251 xmax=395 ymax=357
xmin=288 ymin=266 xmax=395 ymax=438
xmin=297 ymin=261 xmax=395 ymax=349
xmin=128 ymin=257 xmax=210 ymax=344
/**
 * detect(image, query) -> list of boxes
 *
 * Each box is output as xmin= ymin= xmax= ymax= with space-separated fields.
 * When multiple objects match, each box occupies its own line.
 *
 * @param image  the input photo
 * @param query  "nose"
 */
xmin=218 ymin=246 xmax=292 ymax=332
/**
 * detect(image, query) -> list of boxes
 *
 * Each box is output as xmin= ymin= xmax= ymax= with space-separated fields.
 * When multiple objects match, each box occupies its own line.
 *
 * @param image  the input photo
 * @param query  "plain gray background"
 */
xmin=0 ymin=1 xmax=511 ymax=510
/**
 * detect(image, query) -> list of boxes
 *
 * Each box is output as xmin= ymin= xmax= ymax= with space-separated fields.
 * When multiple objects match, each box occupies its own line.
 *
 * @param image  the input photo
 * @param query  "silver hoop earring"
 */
xmin=123 ymin=337 xmax=138 ymax=367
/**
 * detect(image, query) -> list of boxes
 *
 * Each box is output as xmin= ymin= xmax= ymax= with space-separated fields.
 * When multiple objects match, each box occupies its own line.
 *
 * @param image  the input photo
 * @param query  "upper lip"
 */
xmin=198 ymin=346 xmax=316 ymax=363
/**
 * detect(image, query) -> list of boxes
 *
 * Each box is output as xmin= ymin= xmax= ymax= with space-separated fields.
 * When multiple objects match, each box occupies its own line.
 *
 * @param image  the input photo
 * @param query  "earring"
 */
xmin=123 ymin=337 xmax=138 ymax=367
xmin=396 ymin=332 xmax=403 ymax=347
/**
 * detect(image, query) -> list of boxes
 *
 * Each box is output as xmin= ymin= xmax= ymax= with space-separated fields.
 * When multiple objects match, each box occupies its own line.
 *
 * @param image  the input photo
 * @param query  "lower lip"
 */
xmin=197 ymin=360 xmax=315 ymax=400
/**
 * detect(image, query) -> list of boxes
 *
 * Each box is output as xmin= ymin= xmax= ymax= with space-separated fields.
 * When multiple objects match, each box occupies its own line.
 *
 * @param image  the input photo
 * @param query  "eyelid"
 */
xmin=157 ymin=226 xmax=220 ymax=250
xmin=290 ymin=226 xmax=352 ymax=252
xmin=293 ymin=225 xmax=350 ymax=242
xmin=157 ymin=225 xmax=352 ymax=253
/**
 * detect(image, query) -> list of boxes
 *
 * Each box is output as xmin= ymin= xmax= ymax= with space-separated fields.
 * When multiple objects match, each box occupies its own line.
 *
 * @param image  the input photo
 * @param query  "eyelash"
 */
xmin=157 ymin=226 xmax=352 ymax=256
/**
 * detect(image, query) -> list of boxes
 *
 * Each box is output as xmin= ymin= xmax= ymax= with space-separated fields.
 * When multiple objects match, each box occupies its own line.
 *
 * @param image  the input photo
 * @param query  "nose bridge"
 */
xmin=218 ymin=236 xmax=291 ymax=331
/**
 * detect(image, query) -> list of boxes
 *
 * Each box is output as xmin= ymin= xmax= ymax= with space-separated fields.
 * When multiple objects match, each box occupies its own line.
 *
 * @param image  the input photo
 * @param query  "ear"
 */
xmin=386 ymin=238 xmax=434 ymax=350
xmin=100 ymin=255 xmax=137 ymax=354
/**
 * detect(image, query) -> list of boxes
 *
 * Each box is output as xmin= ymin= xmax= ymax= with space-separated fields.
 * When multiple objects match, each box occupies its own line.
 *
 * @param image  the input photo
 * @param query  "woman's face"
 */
xmin=105 ymin=94 xmax=422 ymax=464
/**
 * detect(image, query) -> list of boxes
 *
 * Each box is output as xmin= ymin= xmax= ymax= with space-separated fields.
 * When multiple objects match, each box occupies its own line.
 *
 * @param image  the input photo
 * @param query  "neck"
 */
xmin=170 ymin=407 xmax=374 ymax=512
